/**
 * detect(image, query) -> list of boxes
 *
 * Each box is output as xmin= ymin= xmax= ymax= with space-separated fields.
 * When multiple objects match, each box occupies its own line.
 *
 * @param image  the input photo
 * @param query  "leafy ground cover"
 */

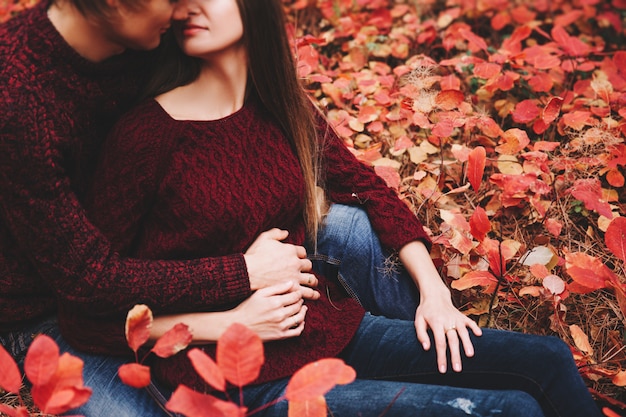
xmin=286 ymin=0 xmax=626 ymax=411
xmin=1 ymin=0 xmax=626 ymax=414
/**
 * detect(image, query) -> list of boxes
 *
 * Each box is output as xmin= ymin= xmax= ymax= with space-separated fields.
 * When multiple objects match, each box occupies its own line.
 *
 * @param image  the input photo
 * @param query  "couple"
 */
xmin=0 ymin=0 xmax=602 ymax=416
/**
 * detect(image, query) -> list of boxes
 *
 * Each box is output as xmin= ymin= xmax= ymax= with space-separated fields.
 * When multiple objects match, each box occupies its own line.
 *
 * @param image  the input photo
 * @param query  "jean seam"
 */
xmin=308 ymin=253 xmax=341 ymax=266
xmin=336 ymin=271 xmax=364 ymax=308
xmin=368 ymin=369 xmax=561 ymax=417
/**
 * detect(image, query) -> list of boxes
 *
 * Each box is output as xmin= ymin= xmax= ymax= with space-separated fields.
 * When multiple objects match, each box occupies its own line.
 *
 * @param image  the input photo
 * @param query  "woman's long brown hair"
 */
xmin=143 ymin=0 xmax=323 ymax=242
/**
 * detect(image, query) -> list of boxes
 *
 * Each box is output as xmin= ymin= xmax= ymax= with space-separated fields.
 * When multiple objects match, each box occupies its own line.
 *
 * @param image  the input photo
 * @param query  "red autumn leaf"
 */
xmin=288 ymin=396 xmax=327 ymax=417
xmin=527 ymin=72 xmax=554 ymax=93
xmin=569 ymin=179 xmax=613 ymax=218
xmin=285 ymin=358 xmax=356 ymax=401
xmin=545 ymin=218 xmax=563 ymax=237
xmin=458 ymin=28 xmax=488 ymax=52
xmin=469 ymin=206 xmax=490 ymax=241
xmin=187 ymin=348 xmax=226 ymax=392
xmin=217 ymin=323 xmax=264 ymax=387
xmin=31 ymin=353 xmax=92 ymax=415
xmin=435 ymin=90 xmax=465 ymax=111
xmin=533 ymin=141 xmax=560 ymax=152
xmin=374 ymin=165 xmax=401 ymax=190
xmin=554 ymin=10 xmax=584 ymax=27
xmin=451 ymin=270 xmax=498 ymax=292
xmin=565 ymin=252 xmax=612 ymax=292
xmin=166 ymin=385 xmax=245 ymax=417
xmin=541 ymin=96 xmax=564 ymax=124
xmin=24 ymin=334 xmax=59 ymax=387
xmin=530 ymin=53 xmax=562 ymax=70
xmin=551 ymin=25 xmax=591 ymax=57
xmin=0 ymin=404 xmax=29 ymax=417
xmin=0 ymin=344 xmax=22 ymax=394
xmin=512 ymin=99 xmax=540 ymax=123
xmin=118 ymin=363 xmax=151 ymax=389
xmin=151 ymin=323 xmax=193 ymax=358
xmin=467 ymin=146 xmax=486 ymax=192
xmin=125 ymin=304 xmax=153 ymax=353
xmin=473 ymin=62 xmax=501 ymax=79
xmin=431 ymin=119 xmax=454 ymax=137
xmin=614 ymin=51 xmax=626 ymax=77
xmin=602 ymin=407 xmax=622 ymax=417
xmin=562 ymin=111 xmax=591 ymax=130
xmin=605 ymin=217 xmax=626 ymax=263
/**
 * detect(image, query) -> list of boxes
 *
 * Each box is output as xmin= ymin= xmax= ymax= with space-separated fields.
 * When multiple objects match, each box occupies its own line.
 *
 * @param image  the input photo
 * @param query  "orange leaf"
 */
xmin=435 ymin=90 xmax=465 ymax=111
xmin=569 ymin=324 xmax=593 ymax=355
xmin=166 ymin=385 xmax=245 ymax=417
xmin=0 ymin=344 xmax=22 ymax=394
xmin=451 ymin=270 xmax=498 ymax=292
xmin=603 ymin=407 xmax=623 ymax=417
xmin=605 ymin=217 xmax=626 ymax=263
xmin=467 ymin=146 xmax=486 ymax=192
xmin=606 ymin=168 xmax=625 ymax=188
xmin=288 ymin=396 xmax=327 ymax=417
xmin=188 ymin=348 xmax=226 ymax=392
xmin=469 ymin=206 xmax=490 ymax=241
xmin=24 ymin=334 xmax=59 ymax=387
xmin=125 ymin=304 xmax=153 ymax=353
xmin=614 ymin=51 xmax=626 ymax=78
xmin=118 ymin=363 xmax=151 ymax=389
xmin=217 ymin=323 xmax=264 ymax=387
xmin=496 ymin=128 xmax=530 ymax=155
xmin=285 ymin=358 xmax=356 ymax=401
xmin=151 ymin=323 xmax=193 ymax=358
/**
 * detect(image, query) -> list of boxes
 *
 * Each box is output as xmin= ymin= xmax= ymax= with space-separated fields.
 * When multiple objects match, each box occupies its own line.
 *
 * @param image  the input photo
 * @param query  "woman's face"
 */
xmin=106 ymin=0 xmax=184 ymax=51
xmin=173 ymin=0 xmax=244 ymax=59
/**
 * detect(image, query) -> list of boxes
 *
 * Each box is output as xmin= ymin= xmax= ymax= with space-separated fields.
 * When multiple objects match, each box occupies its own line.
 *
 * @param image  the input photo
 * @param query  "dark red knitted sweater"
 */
xmin=0 ymin=1 xmax=251 ymax=332
xmin=74 ymin=97 xmax=430 ymax=389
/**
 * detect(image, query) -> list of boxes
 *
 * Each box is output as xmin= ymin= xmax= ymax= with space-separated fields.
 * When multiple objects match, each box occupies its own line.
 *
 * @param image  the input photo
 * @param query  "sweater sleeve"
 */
xmin=0 ymin=92 xmax=252 ymax=320
xmin=319 ymin=118 xmax=432 ymax=251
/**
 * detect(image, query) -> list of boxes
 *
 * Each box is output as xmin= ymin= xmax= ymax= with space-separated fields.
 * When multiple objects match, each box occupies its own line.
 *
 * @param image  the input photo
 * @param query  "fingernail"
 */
xmin=439 ymin=364 xmax=446 ymax=373
xmin=453 ymin=362 xmax=461 ymax=372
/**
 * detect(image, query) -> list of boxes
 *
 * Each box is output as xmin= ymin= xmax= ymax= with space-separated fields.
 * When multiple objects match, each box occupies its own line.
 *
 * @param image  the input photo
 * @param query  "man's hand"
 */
xmin=244 ymin=229 xmax=319 ymax=300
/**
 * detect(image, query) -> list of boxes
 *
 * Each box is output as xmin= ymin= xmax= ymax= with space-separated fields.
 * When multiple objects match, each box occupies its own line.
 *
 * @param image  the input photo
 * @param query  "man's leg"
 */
xmin=310 ymin=203 xmax=420 ymax=320
xmin=0 ymin=316 xmax=172 ymax=417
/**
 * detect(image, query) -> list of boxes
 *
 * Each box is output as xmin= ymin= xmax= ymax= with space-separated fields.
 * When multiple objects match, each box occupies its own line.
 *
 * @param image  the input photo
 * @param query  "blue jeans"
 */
xmin=310 ymin=203 xmax=420 ymax=320
xmin=238 ymin=314 xmax=600 ymax=417
xmin=0 ymin=316 xmax=172 ymax=417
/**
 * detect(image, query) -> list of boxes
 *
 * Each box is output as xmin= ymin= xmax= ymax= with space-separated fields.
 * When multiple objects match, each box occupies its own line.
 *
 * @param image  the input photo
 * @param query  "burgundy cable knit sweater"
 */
xmin=0 ymin=1 xmax=251 ymax=333
xmin=71 ymin=97 xmax=430 ymax=389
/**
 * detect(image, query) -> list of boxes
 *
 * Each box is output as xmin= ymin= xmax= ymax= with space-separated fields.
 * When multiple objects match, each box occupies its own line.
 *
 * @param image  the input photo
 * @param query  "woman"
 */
xmin=72 ymin=0 xmax=602 ymax=415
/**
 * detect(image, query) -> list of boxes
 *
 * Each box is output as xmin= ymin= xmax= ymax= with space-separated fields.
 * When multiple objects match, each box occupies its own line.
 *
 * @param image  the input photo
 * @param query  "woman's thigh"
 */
xmin=339 ymin=314 xmax=600 ymax=417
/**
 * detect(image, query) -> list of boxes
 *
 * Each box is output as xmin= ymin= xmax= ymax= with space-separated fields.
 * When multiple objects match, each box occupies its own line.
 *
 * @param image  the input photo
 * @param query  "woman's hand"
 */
xmin=414 ymin=290 xmax=482 ymax=374
xmin=399 ymin=241 xmax=482 ymax=374
xmin=232 ymin=281 xmax=308 ymax=341
xmin=244 ymin=229 xmax=319 ymax=300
